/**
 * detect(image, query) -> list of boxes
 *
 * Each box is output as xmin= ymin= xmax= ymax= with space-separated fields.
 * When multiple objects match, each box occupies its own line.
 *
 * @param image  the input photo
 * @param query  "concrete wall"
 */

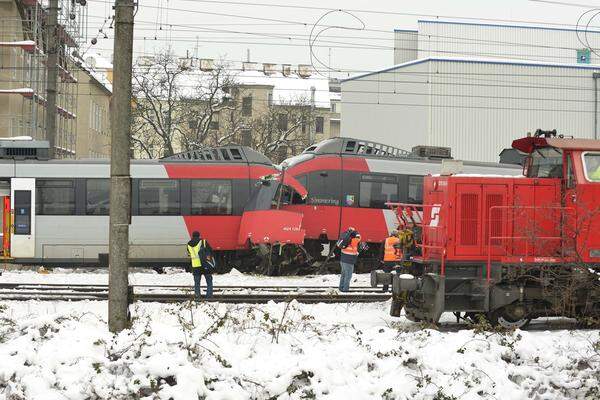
xmin=341 ymin=61 xmax=430 ymax=152
xmin=394 ymin=30 xmax=418 ymax=65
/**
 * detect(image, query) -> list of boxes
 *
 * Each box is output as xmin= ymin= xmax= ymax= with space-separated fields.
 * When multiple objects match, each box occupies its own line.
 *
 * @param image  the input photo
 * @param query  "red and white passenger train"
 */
xmin=0 ymin=137 xmax=518 ymax=272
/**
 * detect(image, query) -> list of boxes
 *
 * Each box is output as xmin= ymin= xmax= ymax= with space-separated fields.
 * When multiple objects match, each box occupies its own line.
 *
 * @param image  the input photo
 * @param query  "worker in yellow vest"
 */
xmin=381 ymin=230 xmax=403 ymax=291
xmin=187 ymin=231 xmax=214 ymax=300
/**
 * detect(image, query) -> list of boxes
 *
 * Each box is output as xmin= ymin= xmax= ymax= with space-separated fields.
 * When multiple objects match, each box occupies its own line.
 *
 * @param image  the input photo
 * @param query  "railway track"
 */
xmin=0 ymin=283 xmax=391 ymax=304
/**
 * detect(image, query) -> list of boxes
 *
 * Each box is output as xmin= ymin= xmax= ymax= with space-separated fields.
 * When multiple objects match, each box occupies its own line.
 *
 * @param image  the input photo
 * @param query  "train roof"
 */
xmin=0 ymin=145 xmax=273 ymax=166
xmin=513 ymin=136 xmax=600 ymax=153
xmin=302 ymin=137 xmax=418 ymax=159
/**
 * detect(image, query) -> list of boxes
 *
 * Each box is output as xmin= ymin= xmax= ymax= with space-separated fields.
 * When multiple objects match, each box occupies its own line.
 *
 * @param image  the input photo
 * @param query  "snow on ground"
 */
xmin=0 ymin=268 xmax=371 ymax=287
xmin=0 ymin=270 xmax=599 ymax=399
xmin=0 ymin=297 xmax=598 ymax=400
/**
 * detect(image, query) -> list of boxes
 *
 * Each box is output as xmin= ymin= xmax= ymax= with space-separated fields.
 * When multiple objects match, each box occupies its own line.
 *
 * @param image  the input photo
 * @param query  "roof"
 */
xmin=83 ymin=52 xmax=113 ymax=70
xmin=183 ymin=69 xmax=332 ymax=108
xmin=342 ymin=56 xmax=600 ymax=83
xmin=512 ymin=137 xmax=600 ymax=153
xmin=80 ymin=52 xmax=113 ymax=93
xmin=417 ymin=19 xmax=600 ymax=35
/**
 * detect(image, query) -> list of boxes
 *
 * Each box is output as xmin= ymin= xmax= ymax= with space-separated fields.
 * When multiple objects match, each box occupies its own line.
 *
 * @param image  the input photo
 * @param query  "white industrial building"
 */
xmin=342 ymin=20 xmax=600 ymax=162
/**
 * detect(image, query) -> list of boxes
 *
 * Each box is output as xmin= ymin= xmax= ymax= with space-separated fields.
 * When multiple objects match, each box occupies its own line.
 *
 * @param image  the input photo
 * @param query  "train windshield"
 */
xmin=527 ymin=147 xmax=563 ymax=178
xmin=244 ymin=179 xmax=304 ymax=211
xmin=584 ymin=153 xmax=600 ymax=182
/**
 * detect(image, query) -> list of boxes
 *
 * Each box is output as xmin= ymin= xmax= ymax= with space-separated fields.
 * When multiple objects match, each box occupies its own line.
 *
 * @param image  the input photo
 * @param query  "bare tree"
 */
xmin=249 ymin=97 xmax=316 ymax=163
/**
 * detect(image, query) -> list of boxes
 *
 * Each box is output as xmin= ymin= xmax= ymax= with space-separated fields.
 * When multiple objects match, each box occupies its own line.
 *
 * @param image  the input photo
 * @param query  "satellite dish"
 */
xmin=85 ymin=56 xmax=96 ymax=69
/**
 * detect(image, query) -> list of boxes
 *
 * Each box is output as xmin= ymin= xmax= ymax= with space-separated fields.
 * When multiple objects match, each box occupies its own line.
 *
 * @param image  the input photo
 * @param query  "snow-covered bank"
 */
xmin=0 ymin=300 xmax=598 ymax=400
xmin=0 ymin=268 xmax=370 ymax=287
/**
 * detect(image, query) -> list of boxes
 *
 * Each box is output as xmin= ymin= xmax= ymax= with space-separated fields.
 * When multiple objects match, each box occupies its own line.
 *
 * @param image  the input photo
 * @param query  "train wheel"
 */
xmin=488 ymin=305 xmax=531 ymax=329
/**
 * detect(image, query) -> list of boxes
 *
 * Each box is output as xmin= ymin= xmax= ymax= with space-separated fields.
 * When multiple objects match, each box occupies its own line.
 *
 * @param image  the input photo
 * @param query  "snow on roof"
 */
xmin=83 ymin=52 xmax=113 ymax=70
xmin=342 ymin=55 xmax=600 ymax=82
xmin=179 ymin=69 xmax=333 ymax=108
xmin=80 ymin=53 xmax=112 ymax=93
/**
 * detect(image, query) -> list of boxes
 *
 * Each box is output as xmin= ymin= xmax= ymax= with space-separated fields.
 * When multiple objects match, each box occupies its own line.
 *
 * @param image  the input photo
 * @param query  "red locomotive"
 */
xmin=372 ymin=130 xmax=600 ymax=327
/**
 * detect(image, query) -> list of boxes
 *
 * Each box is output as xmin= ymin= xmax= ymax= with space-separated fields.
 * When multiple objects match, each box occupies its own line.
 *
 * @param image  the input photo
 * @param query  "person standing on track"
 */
xmin=187 ymin=231 xmax=214 ymax=300
xmin=380 ymin=230 xmax=403 ymax=292
xmin=337 ymin=227 xmax=362 ymax=292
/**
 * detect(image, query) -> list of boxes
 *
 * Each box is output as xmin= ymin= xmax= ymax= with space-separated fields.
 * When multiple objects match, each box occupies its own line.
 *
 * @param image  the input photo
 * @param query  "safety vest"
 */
xmin=383 ymin=236 xmax=402 ymax=262
xmin=187 ymin=239 xmax=206 ymax=268
xmin=341 ymin=237 xmax=361 ymax=256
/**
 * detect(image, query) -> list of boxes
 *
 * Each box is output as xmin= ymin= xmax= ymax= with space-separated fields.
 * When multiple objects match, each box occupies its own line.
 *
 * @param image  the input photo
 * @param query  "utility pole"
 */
xmin=45 ymin=0 xmax=58 ymax=158
xmin=108 ymin=0 xmax=134 ymax=333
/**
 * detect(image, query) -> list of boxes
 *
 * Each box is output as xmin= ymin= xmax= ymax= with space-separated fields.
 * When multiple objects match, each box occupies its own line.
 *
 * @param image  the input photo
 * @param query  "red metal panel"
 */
xmin=237 ymin=210 xmax=305 ymax=246
xmin=455 ymin=184 xmax=481 ymax=256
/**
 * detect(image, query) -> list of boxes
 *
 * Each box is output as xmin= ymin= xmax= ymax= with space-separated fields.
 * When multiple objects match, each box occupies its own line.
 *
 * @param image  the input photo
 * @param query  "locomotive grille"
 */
xmin=460 ymin=193 xmax=479 ymax=246
xmin=485 ymin=194 xmax=504 ymax=247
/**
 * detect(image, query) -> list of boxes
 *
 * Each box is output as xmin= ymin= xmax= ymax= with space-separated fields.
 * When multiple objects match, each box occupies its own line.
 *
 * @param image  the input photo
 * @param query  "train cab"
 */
xmin=513 ymin=130 xmax=600 ymax=263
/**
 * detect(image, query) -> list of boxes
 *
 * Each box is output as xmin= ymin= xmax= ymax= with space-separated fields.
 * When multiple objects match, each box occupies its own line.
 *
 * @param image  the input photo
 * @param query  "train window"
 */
xmin=528 ymin=148 xmax=563 ymax=178
xmin=583 ymin=153 xmax=600 ymax=182
xmin=359 ymin=179 xmax=398 ymax=208
xmin=36 ymin=179 xmax=75 ymax=215
xmin=291 ymin=175 xmax=307 ymax=204
xmin=86 ymin=179 xmax=110 ymax=215
xmin=191 ymin=180 xmax=232 ymax=215
xmin=408 ymin=176 xmax=423 ymax=204
xmin=139 ymin=179 xmax=180 ymax=215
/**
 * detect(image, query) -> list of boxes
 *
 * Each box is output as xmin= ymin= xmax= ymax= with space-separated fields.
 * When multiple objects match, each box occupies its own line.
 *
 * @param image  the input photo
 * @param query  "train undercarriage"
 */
xmin=371 ymin=262 xmax=600 ymax=328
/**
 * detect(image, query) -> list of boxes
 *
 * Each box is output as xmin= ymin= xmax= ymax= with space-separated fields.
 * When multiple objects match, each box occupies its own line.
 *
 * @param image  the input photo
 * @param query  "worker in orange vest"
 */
xmin=337 ymin=227 xmax=362 ymax=292
xmin=380 ymin=230 xmax=403 ymax=292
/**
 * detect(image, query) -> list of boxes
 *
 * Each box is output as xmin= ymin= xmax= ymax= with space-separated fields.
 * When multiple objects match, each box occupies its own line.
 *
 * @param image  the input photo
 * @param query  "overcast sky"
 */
xmin=84 ymin=0 xmax=600 ymax=76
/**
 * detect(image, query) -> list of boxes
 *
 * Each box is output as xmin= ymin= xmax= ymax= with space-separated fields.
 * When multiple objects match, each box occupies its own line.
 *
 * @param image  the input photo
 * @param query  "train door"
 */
xmin=10 ymin=178 xmax=35 ymax=258
xmin=563 ymin=152 xmax=577 ymax=257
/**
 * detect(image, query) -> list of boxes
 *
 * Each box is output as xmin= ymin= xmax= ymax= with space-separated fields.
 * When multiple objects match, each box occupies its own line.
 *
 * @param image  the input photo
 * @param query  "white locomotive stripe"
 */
xmin=364 ymin=158 xmax=521 ymax=176
xmin=11 ymin=162 xmax=169 ymax=178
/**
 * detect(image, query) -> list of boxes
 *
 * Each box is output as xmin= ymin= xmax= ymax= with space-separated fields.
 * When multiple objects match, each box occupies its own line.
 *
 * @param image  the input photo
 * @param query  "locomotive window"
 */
xmin=528 ymin=148 xmax=563 ymax=178
xmin=407 ymin=176 xmax=423 ymax=204
xmin=36 ymin=179 xmax=75 ymax=215
xmin=583 ymin=153 xmax=600 ymax=182
xmin=359 ymin=181 xmax=398 ymax=208
xmin=86 ymin=179 xmax=110 ymax=215
xmin=191 ymin=180 xmax=232 ymax=215
xmin=139 ymin=179 xmax=180 ymax=215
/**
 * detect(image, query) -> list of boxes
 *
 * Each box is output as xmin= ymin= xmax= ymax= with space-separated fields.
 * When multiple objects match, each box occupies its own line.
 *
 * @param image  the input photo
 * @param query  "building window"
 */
xmin=241 ymin=129 xmax=252 ymax=146
xmin=86 ymin=179 xmax=110 ymax=215
xmin=138 ymin=179 xmax=180 ymax=215
xmin=278 ymin=114 xmax=288 ymax=131
xmin=359 ymin=175 xmax=398 ymax=209
xmin=242 ymin=96 xmax=252 ymax=116
xmin=36 ymin=179 xmax=76 ymax=215
xmin=209 ymin=119 xmax=219 ymax=130
xmin=191 ymin=180 xmax=232 ymax=215
xmin=315 ymin=117 xmax=324 ymax=133
xmin=188 ymin=119 xmax=198 ymax=130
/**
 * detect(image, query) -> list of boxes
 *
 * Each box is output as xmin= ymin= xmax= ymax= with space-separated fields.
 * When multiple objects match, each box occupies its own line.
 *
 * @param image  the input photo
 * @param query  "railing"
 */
xmin=486 ymin=205 xmax=575 ymax=281
xmin=386 ymin=202 xmax=447 ymax=276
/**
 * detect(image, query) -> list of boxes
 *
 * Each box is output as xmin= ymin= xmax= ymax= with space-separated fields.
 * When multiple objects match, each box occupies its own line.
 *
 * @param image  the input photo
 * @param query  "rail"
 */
xmin=486 ymin=205 xmax=575 ymax=281
xmin=0 ymin=283 xmax=391 ymax=304
xmin=386 ymin=202 xmax=447 ymax=276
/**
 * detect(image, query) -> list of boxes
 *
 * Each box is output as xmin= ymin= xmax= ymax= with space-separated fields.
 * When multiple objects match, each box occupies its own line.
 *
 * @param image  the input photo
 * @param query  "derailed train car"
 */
xmin=0 ymin=143 xmax=306 ymax=269
xmin=371 ymin=131 xmax=600 ymax=327
xmin=277 ymin=138 xmax=521 ymax=271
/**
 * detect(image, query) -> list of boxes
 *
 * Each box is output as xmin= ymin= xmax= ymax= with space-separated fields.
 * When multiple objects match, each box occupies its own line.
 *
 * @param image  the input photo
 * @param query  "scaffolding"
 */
xmin=0 ymin=0 xmax=87 ymax=158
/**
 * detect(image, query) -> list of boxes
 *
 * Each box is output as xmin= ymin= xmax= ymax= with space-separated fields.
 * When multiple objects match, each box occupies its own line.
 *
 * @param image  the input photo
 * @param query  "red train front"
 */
xmin=372 ymin=130 xmax=600 ymax=327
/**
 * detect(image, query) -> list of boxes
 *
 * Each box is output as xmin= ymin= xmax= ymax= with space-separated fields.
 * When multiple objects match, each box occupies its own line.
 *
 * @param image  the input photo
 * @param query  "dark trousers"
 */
xmin=192 ymin=268 xmax=213 ymax=300
xmin=382 ymin=261 xmax=400 ymax=292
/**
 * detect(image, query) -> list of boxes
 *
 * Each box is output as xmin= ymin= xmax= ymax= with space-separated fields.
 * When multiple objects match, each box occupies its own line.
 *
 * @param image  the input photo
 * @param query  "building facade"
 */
xmin=0 ymin=0 xmax=86 ymax=157
xmin=343 ymin=20 xmax=600 ymax=162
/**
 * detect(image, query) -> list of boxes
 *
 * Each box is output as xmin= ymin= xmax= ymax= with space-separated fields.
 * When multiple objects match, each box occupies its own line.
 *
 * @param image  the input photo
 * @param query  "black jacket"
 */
xmin=338 ymin=229 xmax=359 ymax=265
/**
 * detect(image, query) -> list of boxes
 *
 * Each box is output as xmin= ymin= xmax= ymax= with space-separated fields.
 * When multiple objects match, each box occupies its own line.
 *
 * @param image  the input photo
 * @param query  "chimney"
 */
xmin=297 ymin=64 xmax=311 ymax=78
xmin=242 ymin=61 xmax=258 ymax=71
xmin=200 ymin=58 xmax=214 ymax=71
xmin=263 ymin=63 xmax=277 ymax=75
xmin=281 ymin=64 xmax=291 ymax=76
